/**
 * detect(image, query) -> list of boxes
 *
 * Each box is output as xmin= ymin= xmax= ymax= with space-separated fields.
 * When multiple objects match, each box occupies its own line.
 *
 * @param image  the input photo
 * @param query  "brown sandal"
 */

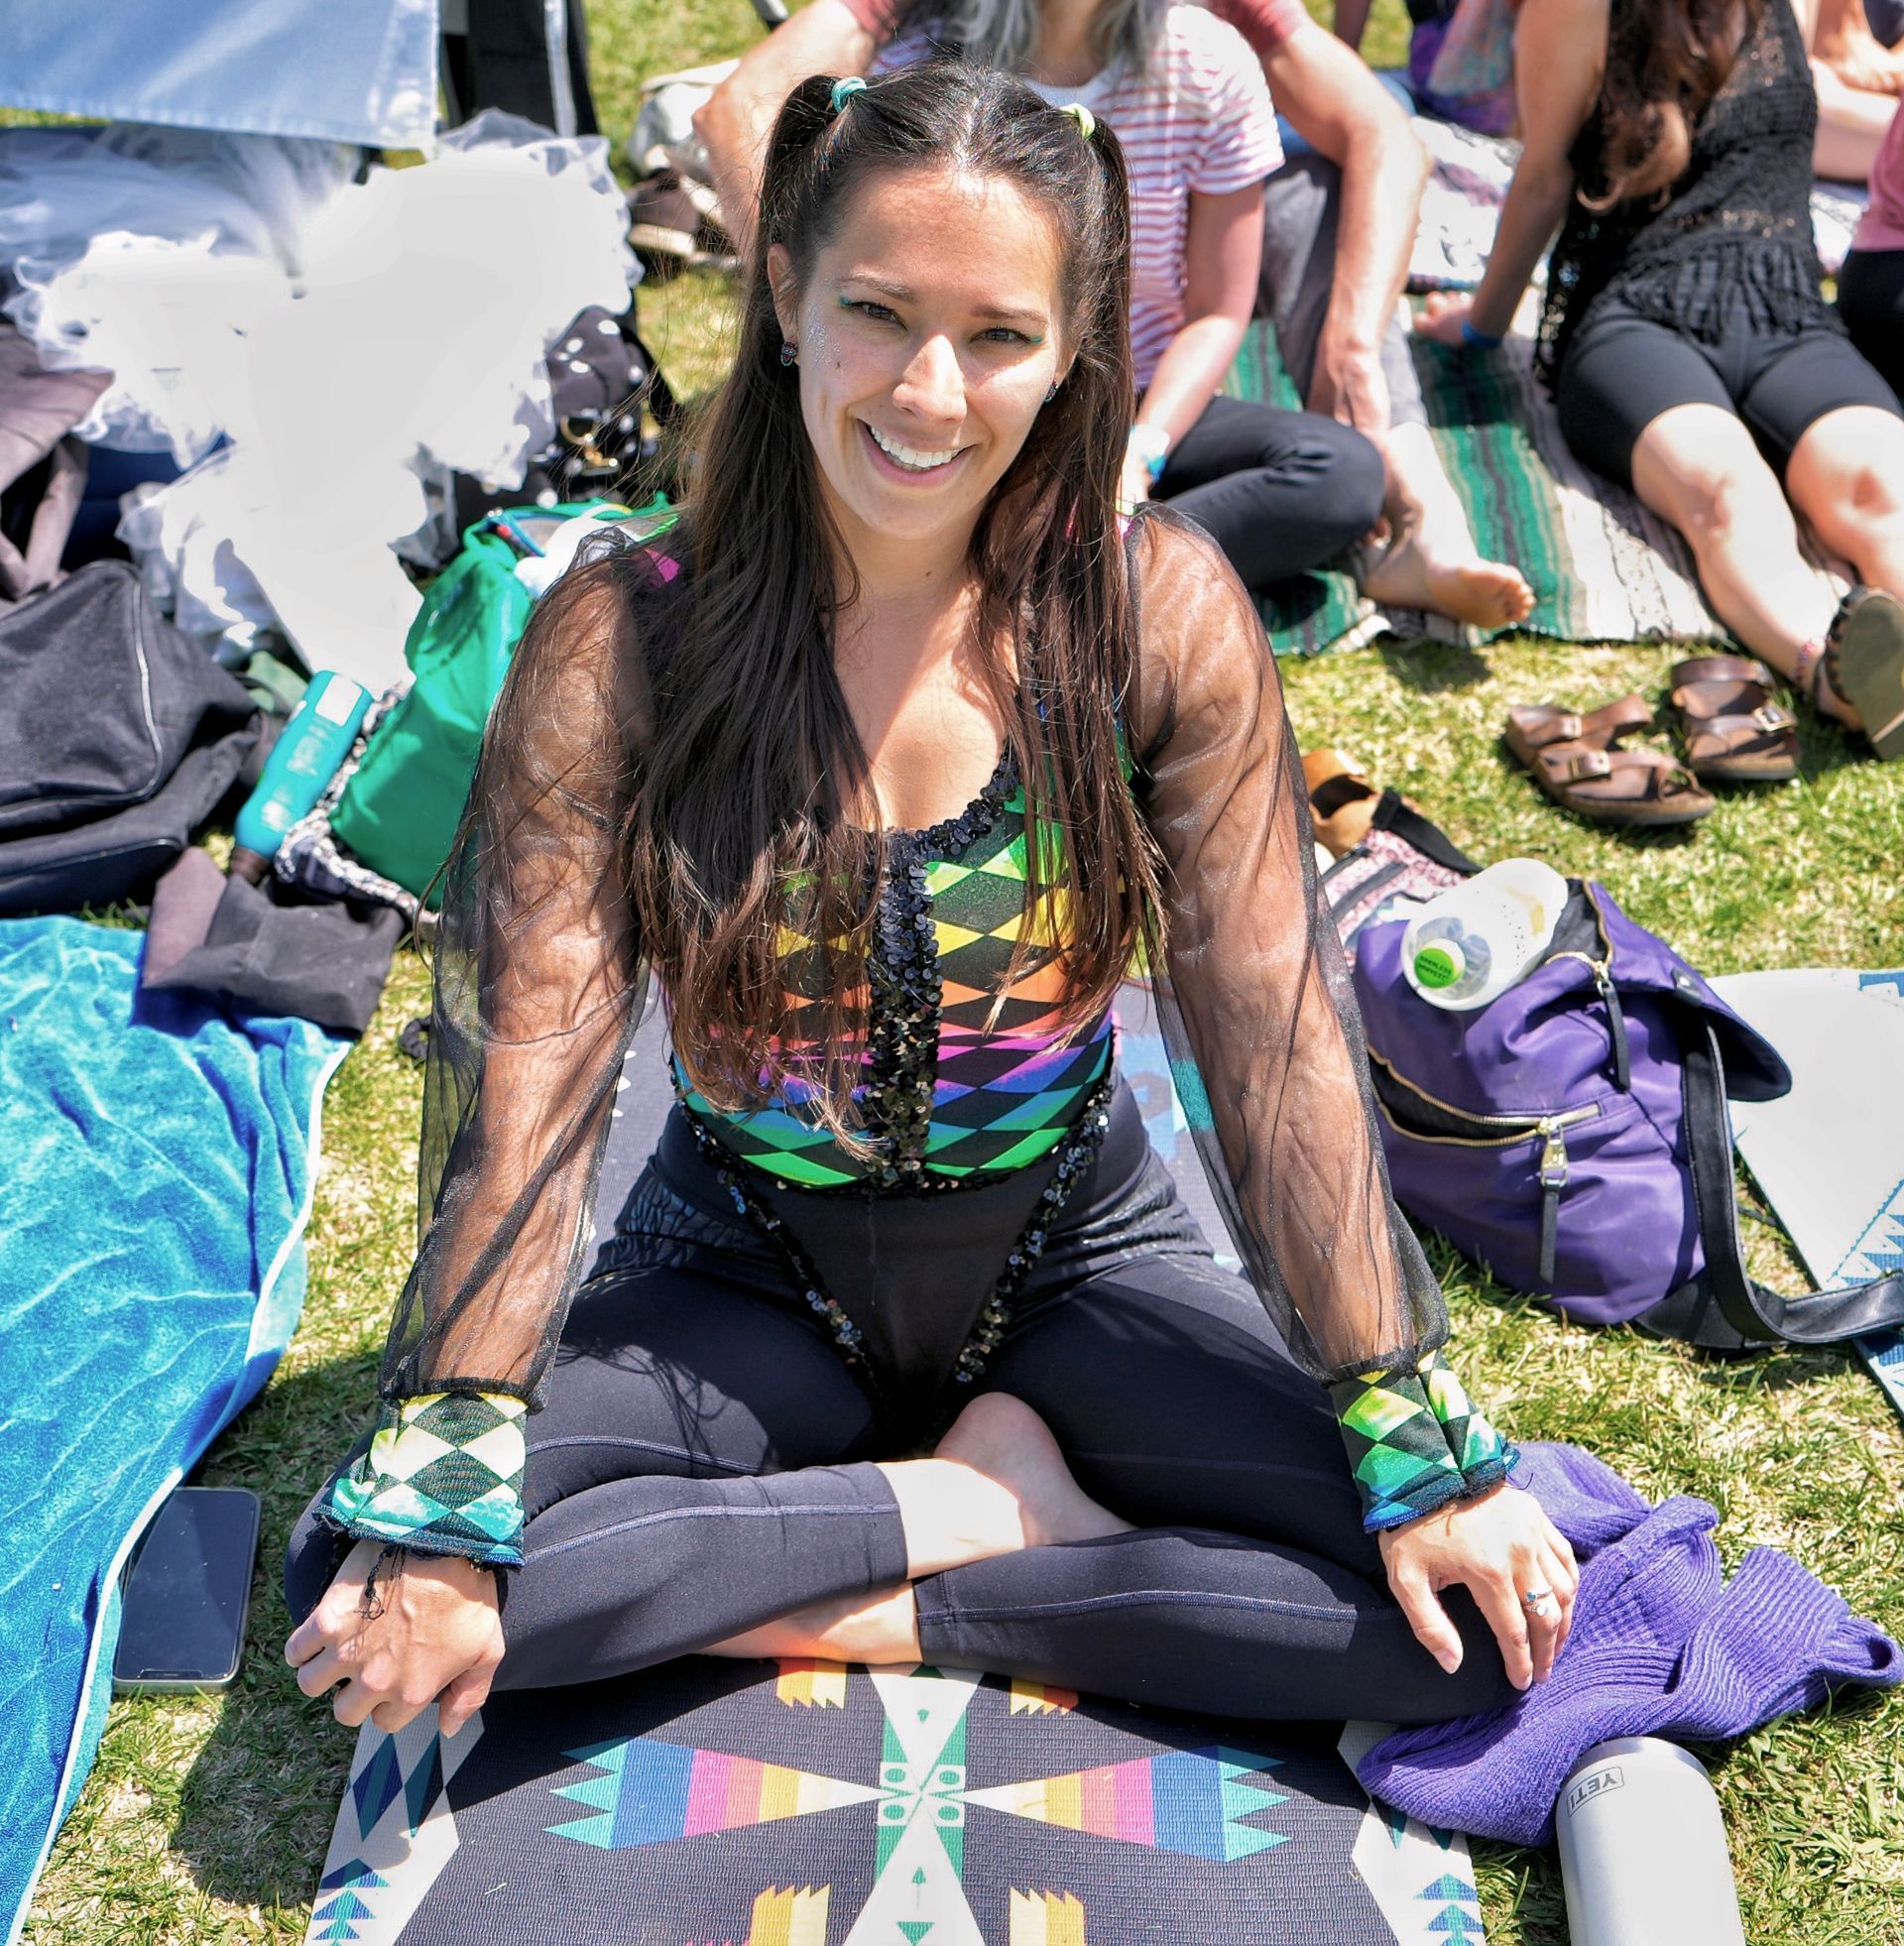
xmin=1667 ymin=655 xmax=1798 ymax=782
xmin=1504 ymin=694 xmax=1715 ymax=827
xmin=1302 ymin=748 xmax=1380 ymax=857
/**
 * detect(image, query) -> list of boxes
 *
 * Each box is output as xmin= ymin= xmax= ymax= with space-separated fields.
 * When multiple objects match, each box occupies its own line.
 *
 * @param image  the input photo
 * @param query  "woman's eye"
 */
xmin=978 ymin=327 xmax=1033 ymax=345
xmin=844 ymin=299 xmax=900 ymax=324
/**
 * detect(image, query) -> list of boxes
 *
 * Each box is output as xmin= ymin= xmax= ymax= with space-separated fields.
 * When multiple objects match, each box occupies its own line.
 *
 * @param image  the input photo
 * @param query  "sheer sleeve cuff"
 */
xmin=324 ymin=1392 xmax=528 ymax=1568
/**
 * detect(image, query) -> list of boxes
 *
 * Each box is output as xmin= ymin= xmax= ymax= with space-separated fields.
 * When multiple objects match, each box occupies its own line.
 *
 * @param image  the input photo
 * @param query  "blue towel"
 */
xmin=0 ymin=917 xmax=346 ymax=1946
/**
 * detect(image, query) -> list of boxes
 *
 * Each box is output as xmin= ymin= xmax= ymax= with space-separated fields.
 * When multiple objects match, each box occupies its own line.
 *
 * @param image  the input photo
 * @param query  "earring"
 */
xmin=779 ymin=341 xmax=798 ymax=368
xmin=1042 ymin=381 xmax=1058 ymax=403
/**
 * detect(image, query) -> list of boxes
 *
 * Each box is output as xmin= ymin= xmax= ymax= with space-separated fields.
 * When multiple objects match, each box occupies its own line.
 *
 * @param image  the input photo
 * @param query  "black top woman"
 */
xmin=1421 ymin=0 xmax=1904 ymax=759
xmin=283 ymin=61 xmax=1586 ymax=1743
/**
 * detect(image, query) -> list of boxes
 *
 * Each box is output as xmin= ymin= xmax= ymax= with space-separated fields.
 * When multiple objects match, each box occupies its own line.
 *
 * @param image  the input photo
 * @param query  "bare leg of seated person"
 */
xmin=1359 ymin=422 xmax=1536 ymax=629
xmin=1260 ymin=152 xmax=1533 ymax=629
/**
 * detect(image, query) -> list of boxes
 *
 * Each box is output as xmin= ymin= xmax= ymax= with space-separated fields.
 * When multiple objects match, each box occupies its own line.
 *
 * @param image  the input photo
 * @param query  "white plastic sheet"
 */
xmin=0 ymin=0 xmax=440 ymax=153
xmin=4 ymin=115 xmax=637 ymax=688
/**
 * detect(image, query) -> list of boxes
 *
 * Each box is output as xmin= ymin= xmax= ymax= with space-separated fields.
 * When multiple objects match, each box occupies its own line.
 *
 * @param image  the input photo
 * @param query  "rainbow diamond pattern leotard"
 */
xmin=675 ymin=751 xmax=1115 ymax=1193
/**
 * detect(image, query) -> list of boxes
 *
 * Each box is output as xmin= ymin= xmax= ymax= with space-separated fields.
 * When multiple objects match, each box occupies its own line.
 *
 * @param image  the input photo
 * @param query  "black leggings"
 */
xmin=1556 ymin=297 xmax=1903 ymax=489
xmin=287 ymin=1087 xmax=1513 ymax=1725
xmin=1153 ymin=394 xmax=1385 ymax=594
xmin=1838 ymin=248 xmax=1904 ymax=405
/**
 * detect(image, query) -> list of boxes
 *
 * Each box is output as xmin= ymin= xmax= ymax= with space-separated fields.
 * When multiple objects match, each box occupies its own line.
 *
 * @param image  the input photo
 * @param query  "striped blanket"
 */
xmin=1237 ymin=321 xmax=1846 ymax=659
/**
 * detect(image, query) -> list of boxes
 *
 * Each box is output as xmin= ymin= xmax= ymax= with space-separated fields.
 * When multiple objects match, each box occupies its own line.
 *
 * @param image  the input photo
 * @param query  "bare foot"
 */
xmin=932 ymin=1393 xmax=1132 ymax=1549
xmin=1362 ymin=529 xmax=1535 ymax=629
xmin=706 ymin=1584 xmax=922 ymax=1665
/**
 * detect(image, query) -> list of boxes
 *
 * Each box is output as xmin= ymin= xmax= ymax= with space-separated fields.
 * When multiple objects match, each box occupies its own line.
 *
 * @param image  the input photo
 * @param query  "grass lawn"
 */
xmin=18 ymin=2 xmax=1904 ymax=1941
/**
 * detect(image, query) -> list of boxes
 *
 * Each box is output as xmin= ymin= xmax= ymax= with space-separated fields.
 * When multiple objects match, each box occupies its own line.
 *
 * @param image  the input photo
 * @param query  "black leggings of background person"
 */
xmin=1837 ymin=250 xmax=1904 ymax=404
xmin=1153 ymin=395 xmax=1385 ymax=594
xmin=440 ymin=0 xmax=600 ymax=137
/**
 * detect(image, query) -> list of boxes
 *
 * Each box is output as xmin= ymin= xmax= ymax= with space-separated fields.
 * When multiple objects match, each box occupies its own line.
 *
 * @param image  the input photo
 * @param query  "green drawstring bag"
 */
xmin=330 ymin=499 xmax=669 ymax=905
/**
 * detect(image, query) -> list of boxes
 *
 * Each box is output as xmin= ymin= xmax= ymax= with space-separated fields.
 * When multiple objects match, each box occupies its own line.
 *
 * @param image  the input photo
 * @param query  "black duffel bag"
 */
xmin=0 ymin=561 xmax=260 ymax=915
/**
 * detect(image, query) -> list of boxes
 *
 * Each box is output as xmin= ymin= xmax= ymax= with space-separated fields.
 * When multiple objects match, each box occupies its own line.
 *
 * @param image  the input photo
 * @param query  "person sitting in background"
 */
xmin=1419 ymin=0 xmax=1904 ymax=760
xmin=698 ymin=0 xmax=1533 ymax=626
xmin=1837 ymin=102 xmax=1904 ymax=396
xmin=1333 ymin=0 xmax=1518 ymax=134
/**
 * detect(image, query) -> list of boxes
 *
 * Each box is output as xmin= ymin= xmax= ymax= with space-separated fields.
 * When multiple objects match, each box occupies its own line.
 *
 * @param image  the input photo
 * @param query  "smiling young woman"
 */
xmin=283 ymin=61 xmax=1580 ymax=1752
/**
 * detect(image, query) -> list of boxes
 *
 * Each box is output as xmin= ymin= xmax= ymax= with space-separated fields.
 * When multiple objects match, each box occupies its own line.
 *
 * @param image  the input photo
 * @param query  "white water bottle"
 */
xmin=1400 ymin=859 xmax=1569 ymax=1011
xmin=1556 ymin=1738 xmax=1747 ymax=1946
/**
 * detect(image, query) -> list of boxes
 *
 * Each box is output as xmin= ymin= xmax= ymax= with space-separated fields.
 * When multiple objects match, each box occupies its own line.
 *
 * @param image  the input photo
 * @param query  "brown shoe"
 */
xmin=1667 ymin=655 xmax=1798 ymax=782
xmin=1504 ymin=694 xmax=1714 ymax=827
xmin=1302 ymin=748 xmax=1381 ymax=857
xmin=1825 ymin=587 xmax=1904 ymax=762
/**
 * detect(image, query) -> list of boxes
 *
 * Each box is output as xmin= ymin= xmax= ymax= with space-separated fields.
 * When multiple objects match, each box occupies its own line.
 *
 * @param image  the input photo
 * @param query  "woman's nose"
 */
xmin=893 ymin=333 xmax=964 ymax=426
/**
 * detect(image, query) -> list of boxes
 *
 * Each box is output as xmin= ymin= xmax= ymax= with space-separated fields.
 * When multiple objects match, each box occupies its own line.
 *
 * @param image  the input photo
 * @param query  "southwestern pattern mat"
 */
xmin=304 ymin=1660 xmax=1484 ymax=1944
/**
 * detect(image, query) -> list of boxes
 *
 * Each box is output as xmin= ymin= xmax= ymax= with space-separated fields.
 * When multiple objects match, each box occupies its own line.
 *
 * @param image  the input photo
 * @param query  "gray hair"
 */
xmin=898 ymin=0 xmax=1169 ymax=77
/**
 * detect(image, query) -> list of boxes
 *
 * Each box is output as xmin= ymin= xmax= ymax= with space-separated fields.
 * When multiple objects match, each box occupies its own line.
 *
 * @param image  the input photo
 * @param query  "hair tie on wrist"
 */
xmin=1060 ymin=102 xmax=1096 ymax=140
xmin=1459 ymin=317 xmax=1503 ymax=351
xmin=829 ymin=76 xmax=867 ymax=113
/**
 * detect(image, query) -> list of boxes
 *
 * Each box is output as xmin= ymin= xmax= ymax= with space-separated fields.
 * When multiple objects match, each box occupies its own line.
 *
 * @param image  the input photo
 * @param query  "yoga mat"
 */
xmin=302 ymin=991 xmax=1462 ymax=1942
xmin=304 ymin=1664 xmax=1485 ymax=1944
xmin=0 ymin=916 xmax=348 ymax=1946
xmin=1712 ymin=966 xmax=1904 ymax=1423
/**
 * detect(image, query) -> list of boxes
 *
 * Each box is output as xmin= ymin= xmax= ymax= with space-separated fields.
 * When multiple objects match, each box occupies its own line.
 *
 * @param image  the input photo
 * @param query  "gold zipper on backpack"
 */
xmin=1368 ymin=1048 xmax=1604 ymax=1149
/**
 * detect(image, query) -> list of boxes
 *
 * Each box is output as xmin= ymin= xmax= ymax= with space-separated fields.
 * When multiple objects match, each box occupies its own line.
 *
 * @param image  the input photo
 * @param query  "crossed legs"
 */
xmin=289 ymin=1238 xmax=1515 ymax=1725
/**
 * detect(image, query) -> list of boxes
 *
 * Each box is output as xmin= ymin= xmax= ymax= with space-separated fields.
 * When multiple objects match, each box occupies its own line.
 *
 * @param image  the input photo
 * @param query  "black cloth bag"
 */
xmin=142 ymin=847 xmax=406 ymax=1036
xmin=0 ymin=561 xmax=260 ymax=913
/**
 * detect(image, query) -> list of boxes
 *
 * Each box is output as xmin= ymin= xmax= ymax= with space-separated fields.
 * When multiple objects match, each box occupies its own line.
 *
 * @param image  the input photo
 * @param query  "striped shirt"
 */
xmin=873 ymin=8 xmax=1281 ymax=389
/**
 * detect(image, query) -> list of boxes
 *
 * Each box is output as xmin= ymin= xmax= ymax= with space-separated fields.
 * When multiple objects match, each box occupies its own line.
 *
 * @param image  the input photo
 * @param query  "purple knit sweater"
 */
xmin=1357 ymin=1443 xmax=1900 ymax=1846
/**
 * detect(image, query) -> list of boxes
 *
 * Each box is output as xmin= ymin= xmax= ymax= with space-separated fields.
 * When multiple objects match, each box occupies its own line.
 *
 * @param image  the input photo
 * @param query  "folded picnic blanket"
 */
xmin=0 ymin=916 xmax=347 ymax=1946
xmin=1357 ymin=1442 xmax=1901 ymax=1844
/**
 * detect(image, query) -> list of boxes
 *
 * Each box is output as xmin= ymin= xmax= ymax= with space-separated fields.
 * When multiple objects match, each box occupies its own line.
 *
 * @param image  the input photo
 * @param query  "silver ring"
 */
xmin=1520 ymin=1587 xmax=1555 ymax=1613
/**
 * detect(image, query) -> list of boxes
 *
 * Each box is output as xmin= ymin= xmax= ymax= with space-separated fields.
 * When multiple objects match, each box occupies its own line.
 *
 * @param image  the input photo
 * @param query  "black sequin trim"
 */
xmin=861 ymin=832 xmax=941 ymax=1187
xmin=676 ymin=1104 xmax=874 ymax=1370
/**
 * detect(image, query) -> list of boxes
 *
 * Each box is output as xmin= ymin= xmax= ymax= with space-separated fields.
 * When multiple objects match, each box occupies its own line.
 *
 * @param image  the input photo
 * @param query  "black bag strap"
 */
xmin=1637 ymin=1004 xmax=1904 ymax=1350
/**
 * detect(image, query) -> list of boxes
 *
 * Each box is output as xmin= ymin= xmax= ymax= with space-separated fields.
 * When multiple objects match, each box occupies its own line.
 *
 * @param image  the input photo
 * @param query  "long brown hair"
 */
xmin=1588 ymin=0 xmax=1760 ymax=207
xmin=624 ymin=61 xmax=1155 ymax=1145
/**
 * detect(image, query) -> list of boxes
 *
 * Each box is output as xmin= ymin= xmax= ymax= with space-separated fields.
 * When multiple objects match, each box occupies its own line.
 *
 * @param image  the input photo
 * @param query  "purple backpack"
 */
xmin=1351 ymin=877 xmax=1904 ymax=1349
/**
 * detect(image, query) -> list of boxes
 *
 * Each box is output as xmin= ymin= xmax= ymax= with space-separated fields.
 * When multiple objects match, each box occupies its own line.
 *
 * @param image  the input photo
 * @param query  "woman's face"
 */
xmin=771 ymin=164 xmax=1068 ymax=558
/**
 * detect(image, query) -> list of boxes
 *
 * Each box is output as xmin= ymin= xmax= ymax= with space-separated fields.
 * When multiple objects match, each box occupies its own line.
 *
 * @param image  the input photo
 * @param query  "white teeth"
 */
xmin=868 ymin=424 xmax=962 ymax=471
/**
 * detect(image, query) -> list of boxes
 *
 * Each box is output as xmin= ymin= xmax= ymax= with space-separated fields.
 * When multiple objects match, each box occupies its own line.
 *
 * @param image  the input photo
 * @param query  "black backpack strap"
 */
xmin=1637 ymin=1004 xmax=1904 ymax=1349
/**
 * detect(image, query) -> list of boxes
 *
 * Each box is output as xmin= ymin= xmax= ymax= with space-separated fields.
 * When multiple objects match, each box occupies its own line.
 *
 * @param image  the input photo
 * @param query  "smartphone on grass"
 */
xmin=113 ymin=1486 xmax=261 ymax=1693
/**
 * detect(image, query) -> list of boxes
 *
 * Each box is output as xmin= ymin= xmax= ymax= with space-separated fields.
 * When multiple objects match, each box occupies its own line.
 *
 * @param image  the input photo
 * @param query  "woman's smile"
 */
xmin=860 ymin=420 xmax=973 ymax=479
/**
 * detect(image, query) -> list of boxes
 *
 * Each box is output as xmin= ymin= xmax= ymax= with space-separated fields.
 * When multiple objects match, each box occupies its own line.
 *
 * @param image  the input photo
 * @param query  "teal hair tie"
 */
xmin=1060 ymin=102 xmax=1096 ymax=141
xmin=829 ymin=76 xmax=867 ymax=113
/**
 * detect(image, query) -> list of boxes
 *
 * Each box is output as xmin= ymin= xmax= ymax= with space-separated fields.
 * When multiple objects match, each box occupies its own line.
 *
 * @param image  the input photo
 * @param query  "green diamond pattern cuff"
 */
xmin=1421 ymin=1348 xmax=1516 ymax=1495
xmin=1330 ymin=1364 xmax=1469 ymax=1532
xmin=1330 ymin=1351 xmax=1518 ymax=1533
xmin=325 ymin=1391 xmax=528 ymax=1568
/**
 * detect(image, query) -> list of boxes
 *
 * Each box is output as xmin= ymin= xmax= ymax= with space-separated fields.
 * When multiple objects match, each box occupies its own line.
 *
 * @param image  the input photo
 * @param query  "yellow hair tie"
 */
xmin=1060 ymin=102 xmax=1096 ymax=141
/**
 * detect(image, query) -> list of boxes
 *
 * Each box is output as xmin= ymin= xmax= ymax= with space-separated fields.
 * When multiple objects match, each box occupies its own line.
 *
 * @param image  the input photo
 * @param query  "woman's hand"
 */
xmin=1118 ymin=451 xmax=1154 ymax=514
xmin=1413 ymin=291 xmax=1478 ymax=347
xmin=285 ymin=1538 xmax=505 ymax=1737
xmin=1378 ymin=1483 xmax=1579 ymax=1689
